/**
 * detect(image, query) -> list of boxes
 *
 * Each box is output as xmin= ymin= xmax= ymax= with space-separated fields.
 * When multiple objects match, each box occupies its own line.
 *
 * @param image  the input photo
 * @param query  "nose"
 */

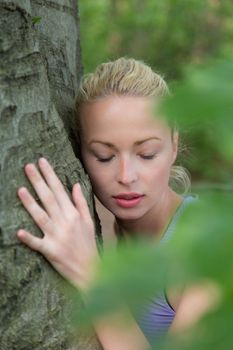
xmin=117 ymin=156 xmax=138 ymax=185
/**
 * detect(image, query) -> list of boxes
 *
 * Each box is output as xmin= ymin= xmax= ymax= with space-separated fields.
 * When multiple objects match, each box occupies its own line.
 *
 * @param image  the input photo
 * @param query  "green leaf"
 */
xmin=32 ymin=17 xmax=42 ymax=25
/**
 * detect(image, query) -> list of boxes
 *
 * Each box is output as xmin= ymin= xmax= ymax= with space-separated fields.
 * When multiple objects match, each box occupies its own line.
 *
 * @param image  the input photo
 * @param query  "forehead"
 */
xmin=79 ymin=95 xmax=170 ymax=142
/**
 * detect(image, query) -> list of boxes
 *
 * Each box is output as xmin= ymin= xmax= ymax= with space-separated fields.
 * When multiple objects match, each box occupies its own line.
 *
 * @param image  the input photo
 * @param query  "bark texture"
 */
xmin=0 ymin=1 xmax=102 ymax=349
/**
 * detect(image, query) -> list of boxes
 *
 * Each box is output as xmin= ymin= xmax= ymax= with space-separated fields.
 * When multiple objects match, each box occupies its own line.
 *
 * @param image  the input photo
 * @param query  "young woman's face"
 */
xmin=80 ymin=95 xmax=178 ymax=221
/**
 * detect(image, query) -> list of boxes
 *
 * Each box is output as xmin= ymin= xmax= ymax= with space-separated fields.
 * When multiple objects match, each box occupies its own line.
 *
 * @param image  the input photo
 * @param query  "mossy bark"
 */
xmin=0 ymin=1 xmax=102 ymax=349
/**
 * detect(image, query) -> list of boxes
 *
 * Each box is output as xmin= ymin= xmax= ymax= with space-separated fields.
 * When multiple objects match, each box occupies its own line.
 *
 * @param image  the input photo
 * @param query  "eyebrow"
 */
xmin=88 ymin=137 xmax=161 ymax=148
xmin=135 ymin=137 xmax=161 ymax=145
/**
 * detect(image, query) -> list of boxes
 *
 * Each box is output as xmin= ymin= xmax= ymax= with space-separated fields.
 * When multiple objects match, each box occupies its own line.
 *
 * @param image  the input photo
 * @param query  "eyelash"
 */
xmin=97 ymin=156 xmax=114 ymax=163
xmin=140 ymin=154 xmax=156 ymax=160
xmin=96 ymin=154 xmax=156 ymax=162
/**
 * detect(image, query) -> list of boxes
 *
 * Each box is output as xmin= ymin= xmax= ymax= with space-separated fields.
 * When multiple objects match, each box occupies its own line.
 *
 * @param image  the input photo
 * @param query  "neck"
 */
xmin=116 ymin=190 xmax=183 ymax=241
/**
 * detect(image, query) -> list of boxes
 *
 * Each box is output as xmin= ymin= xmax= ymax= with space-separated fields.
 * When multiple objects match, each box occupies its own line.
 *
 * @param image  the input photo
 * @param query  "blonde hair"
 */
xmin=75 ymin=57 xmax=190 ymax=193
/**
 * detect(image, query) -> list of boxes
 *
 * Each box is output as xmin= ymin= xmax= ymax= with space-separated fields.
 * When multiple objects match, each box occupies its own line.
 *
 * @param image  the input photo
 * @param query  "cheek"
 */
xmin=148 ymin=155 xmax=173 ymax=183
xmin=82 ymin=158 xmax=111 ymax=192
xmin=89 ymin=171 xmax=106 ymax=189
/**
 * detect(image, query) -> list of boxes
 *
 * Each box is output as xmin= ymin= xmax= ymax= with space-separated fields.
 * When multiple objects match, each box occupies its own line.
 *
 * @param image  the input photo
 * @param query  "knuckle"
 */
xmin=43 ymin=192 xmax=54 ymax=205
xmin=54 ymin=180 xmax=63 ymax=192
xmin=62 ymin=213 xmax=80 ymax=232
xmin=66 ymin=210 xmax=79 ymax=223
xmin=34 ymin=239 xmax=43 ymax=252
xmin=37 ymin=213 xmax=50 ymax=228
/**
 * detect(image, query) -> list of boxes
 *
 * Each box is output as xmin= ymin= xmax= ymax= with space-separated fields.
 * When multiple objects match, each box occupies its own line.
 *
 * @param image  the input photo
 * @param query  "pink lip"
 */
xmin=113 ymin=193 xmax=144 ymax=208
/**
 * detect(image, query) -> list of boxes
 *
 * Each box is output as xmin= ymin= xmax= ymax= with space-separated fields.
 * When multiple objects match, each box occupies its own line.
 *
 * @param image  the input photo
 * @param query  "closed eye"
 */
xmin=97 ymin=156 xmax=114 ymax=162
xmin=140 ymin=154 xmax=156 ymax=160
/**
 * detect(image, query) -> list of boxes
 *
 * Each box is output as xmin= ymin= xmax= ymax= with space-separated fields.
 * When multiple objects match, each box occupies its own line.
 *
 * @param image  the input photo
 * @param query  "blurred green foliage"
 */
xmin=79 ymin=0 xmax=233 ymax=185
xmin=79 ymin=0 xmax=233 ymax=79
xmin=163 ymin=59 xmax=233 ymax=187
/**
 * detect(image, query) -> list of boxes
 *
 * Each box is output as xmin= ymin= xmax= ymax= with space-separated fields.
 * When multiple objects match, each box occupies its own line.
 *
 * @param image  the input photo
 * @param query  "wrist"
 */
xmin=76 ymin=255 xmax=101 ymax=295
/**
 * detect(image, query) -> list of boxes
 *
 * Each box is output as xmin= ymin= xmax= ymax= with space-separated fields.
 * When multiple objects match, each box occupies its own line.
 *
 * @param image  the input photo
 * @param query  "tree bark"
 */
xmin=0 ymin=1 xmax=102 ymax=349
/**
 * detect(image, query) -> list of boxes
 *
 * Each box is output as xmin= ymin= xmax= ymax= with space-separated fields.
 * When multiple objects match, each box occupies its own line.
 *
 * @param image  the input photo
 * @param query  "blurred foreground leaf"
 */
xmin=162 ymin=59 xmax=233 ymax=162
xmin=167 ymin=192 xmax=233 ymax=287
xmin=73 ymin=192 xmax=233 ymax=349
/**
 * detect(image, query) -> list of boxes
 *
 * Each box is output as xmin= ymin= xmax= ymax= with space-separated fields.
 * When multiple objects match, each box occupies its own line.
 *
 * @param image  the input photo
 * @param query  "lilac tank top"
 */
xmin=136 ymin=195 xmax=196 ymax=344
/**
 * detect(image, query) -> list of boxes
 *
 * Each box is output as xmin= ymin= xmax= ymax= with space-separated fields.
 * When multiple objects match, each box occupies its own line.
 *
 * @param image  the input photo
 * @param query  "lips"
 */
xmin=113 ymin=193 xmax=142 ymax=199
xmin=113 ymin=193 xmax=144 ymax=208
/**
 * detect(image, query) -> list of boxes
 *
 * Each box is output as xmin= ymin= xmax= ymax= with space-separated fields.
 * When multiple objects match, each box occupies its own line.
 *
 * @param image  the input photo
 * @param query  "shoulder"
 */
xmin=161 ymin=193 xmax=198 ymax=244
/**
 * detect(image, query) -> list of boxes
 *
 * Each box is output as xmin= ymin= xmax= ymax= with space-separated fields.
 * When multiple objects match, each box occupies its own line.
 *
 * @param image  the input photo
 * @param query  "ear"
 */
xmin=171 ymin=131 xmax=179 ymax=164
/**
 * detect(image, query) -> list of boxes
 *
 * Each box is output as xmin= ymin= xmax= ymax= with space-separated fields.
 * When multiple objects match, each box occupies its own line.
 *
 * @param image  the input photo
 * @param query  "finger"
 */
xmin=18 ymin=187 xmax=53 ymax=233
xmin=24 ymin=163 xmax=61 ymax=219
xmin=38 ymin=158 xmax=75 ymax=212
xmin=72 ymin=183 xmax=91 ymax=220
xmin=17 ymin=229 xmax=43 ymax=252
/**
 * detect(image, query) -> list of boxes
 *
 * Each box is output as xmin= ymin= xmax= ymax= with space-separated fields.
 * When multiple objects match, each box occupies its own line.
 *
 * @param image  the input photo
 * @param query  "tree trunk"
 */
xmin=0 ymin=1 xmax=102 ymax=349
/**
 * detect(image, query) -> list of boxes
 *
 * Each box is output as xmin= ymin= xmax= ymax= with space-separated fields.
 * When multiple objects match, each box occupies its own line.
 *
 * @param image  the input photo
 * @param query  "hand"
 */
xmin=17 ymin=157 xmax=99 ymax=292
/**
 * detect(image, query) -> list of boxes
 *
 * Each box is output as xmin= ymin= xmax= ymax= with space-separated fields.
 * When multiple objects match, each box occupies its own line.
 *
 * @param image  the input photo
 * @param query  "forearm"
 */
xmin=81 ymin=277 xmax=150 ymax=350
xmin=169 ymin=283 xmax=220 ymax=334
xmin=92 ymin=308 xmax=150 ymax=350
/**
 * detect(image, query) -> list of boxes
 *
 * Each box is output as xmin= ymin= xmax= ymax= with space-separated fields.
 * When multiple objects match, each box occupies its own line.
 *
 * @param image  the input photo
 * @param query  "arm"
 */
xmin=169 ymin=283 xmax=220 ymax=334
xmin=93 ymin=309 xmax=150 ymax=350
xmin=17 ymin=158 xmax=150 ymax=350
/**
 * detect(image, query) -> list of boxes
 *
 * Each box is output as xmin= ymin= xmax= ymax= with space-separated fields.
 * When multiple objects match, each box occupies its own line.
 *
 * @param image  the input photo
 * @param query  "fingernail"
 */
xmin=39 ymin=157 xmax=47 ymax=165
xmin=17 ymin=229 xmax=25 ymax=238
xmin=75 ymin=183 xmax=81 ymax=190
xmin=18 ymin=187 xmax=27 ymax=195
xmin=25 ymin=163 xmax=35 ymax=173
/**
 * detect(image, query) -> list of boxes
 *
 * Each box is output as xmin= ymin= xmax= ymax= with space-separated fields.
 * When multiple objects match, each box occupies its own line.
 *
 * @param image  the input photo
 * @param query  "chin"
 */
xmin=113 ymin=208 xmax=146 ymax=221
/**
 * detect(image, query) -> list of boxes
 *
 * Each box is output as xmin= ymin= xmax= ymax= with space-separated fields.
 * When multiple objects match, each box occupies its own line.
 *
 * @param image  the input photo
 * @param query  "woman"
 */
xmin=17 ymin=58 xmax=196 ymax=349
